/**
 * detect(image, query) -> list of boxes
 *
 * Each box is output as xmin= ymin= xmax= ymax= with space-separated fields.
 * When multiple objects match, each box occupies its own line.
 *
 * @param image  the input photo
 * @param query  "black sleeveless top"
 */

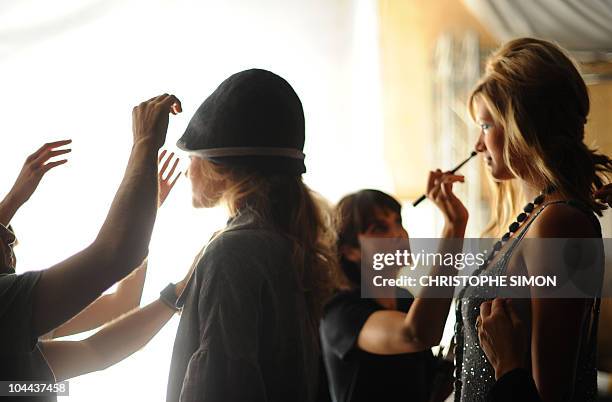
xmin=455 ymin=200 xmax=603 ymax=402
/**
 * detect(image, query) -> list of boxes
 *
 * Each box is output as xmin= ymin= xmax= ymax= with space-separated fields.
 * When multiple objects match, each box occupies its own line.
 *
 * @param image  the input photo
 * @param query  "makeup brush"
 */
xmin=412 ymin=151 xmax=478 ymax=207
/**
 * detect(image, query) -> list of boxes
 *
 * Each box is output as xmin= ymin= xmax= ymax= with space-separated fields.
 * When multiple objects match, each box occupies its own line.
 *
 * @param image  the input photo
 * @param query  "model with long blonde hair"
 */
xmin=455 ymin=37 xmax=612 ymax=402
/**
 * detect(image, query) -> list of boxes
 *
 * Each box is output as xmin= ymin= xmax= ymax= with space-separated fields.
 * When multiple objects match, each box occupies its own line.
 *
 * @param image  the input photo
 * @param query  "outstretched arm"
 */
xmin=48 ymin=260 xmax=148 ymax=338
xmin=42 ymin=262 xmax=193 ymax=380
xmin=0 ymin=140 xmax=71 ymax=226
xmin=31 ymin=94 xmax=182 ymax=337
xmin=49 ymin=151 xmax=182 ymax=338
xmin=357 ymin=170 xmax=468 ymax=354
xmin=42 ymin=297 xmax=177 ymax=380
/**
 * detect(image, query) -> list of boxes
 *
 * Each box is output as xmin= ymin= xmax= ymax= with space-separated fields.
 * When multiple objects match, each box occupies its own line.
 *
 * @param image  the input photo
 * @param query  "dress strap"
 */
xmin=503 ymin=200 xmax=601 ymax=265
xmin=496 ymin=201 xmax=568 ymax=274
xmin=514 ymin=200 xmax=568 ymax=241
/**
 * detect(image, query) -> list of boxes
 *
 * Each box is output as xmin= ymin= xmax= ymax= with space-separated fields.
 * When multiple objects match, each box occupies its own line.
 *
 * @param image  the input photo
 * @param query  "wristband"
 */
xmin=160 ymin=283 xmax=181 ymax=312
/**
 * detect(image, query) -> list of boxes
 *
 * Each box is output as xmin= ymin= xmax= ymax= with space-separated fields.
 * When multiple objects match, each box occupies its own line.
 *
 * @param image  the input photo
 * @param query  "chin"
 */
xmin=192 ymin=194 xmax=220 ymax=209
xmin=487 ymin=164 xmax=515 ymax=181
xmin=493 ymin=171 xmax=516 ymax=181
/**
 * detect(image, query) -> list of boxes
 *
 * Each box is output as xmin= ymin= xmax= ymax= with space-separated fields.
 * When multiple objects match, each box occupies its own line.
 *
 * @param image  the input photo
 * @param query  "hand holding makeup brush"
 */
xmin=413 ymin=151 xmax=477 ymax=207
xmin=426 ymin=169 xmax=468 ymax=237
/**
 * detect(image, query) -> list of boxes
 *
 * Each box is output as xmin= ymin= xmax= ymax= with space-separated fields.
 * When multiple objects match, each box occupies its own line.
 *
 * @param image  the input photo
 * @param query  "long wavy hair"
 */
xmin=194 ymin=158 xmax=338 ymax=333
xmin=468 ymin=37 xmax=612 ymax=236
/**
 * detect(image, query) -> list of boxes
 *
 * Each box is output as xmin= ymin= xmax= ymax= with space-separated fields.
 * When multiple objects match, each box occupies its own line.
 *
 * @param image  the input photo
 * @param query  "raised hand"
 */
xmin=8 ymin=140 xmax=72 ymax=206
xmin=595 ymin=183 xmax=612 ymax=208
xmin=158 ymin=150 xmax=181 ymax=207
xmin=426 ymin=169 xmax=468 ymax=234
xmin=132 ymin=94 xmax=182 ymax=150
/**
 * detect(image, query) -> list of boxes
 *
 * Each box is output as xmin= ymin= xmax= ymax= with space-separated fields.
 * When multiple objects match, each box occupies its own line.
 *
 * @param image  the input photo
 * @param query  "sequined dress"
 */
xmin=454 ymin=201 xmax=602 ymax=402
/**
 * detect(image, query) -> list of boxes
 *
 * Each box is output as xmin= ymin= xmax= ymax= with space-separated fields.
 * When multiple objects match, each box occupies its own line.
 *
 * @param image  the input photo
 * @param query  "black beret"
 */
xmin=177 ymin=69 xmax=306 ymax=175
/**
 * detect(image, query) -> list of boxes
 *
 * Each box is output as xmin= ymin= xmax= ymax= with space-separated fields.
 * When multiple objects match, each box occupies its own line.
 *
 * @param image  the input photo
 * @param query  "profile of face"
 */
xmin=473 ymin=96 xmax=515 ymax=181
xmin=185 ymin=157 xmax=227 ymax=208
xmin=342 ymin=207 xmax=408 ymax=264
xmin=0 ymin=225 xmax=17 ymax=273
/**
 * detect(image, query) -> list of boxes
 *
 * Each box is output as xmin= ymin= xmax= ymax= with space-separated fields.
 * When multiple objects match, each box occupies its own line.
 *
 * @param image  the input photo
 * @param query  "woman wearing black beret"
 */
xmin=166 ymin=69 xmax=337 ymax=402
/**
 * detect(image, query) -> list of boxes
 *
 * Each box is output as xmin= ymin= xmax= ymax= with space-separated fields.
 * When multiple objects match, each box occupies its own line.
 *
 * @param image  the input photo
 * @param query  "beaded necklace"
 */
xmin=452 ymin=187 xmax=555 ymax=398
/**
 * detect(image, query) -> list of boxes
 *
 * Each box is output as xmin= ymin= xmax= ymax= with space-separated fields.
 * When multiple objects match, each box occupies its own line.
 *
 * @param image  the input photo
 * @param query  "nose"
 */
xmin=475 ymin=132 xmax=486 ymax=153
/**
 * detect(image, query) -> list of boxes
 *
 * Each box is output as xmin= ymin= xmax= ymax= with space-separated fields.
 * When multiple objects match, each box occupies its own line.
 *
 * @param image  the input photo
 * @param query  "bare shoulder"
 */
xmin=527 ymin=202 xmax=598 ymax=239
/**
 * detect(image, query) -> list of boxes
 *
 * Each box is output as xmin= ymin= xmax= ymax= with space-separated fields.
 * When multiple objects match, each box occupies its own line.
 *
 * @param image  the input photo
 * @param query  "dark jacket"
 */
xmin=166 ymin=210 xmax=318 ymax=402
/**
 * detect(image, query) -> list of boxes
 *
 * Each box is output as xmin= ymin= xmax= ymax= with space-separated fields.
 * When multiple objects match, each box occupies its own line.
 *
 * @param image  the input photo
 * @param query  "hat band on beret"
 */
xmin=187 ymin=147 xmax=305 ymax=160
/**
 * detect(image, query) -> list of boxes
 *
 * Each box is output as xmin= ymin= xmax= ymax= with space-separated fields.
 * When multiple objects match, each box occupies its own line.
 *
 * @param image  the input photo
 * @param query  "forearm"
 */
xmin=32 ymin=143 xmax=159 ymax=336
xmin=94 ymin=142 xmax=158 ymax=268
xmin=402 ymin=226 xmax=464 ymax=346
xmin=87 ymin=299 xmax=176 ymax=369
xmin=50 ymin=261 xmax=148 ymax=338
xmin=43 ymin=298 xmax=176 ymax=381
xmin=115 ymin=259 xmax=148 ymax=307
xmin=0 ymin=193 xmax=21 ymax=226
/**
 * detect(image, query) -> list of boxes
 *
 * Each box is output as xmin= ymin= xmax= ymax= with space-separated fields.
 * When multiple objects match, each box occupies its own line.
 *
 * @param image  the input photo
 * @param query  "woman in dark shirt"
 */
xmin=320 ymin=186 xmax=467 ymax=402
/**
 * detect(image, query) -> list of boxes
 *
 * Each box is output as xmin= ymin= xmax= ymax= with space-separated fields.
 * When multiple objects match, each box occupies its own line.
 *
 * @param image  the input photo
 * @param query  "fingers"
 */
xmin=427 ymin=169 xmax=442 ymax=199
xmin=480 ymin=300 xmax=492 ymax=318
xmin=156 ymin=94 xmax=182 ymax=115
xmin=169 ymin=172 xmax=181 ymax=188
xmin=166 ymin=157 xmax=180 ymax=180
xmin=145 ymin=94 xmax=161 ymax=103
xmin=428 ymin=170 xmax=464 ymax=202
xmin=426 ymin=169 xmax=441 ymax=193
xmin=24 ymin=140 xmax=72 ymax=175
xmin=135 ymin=94 xmax=181 ymax=115
xmin=594 ymin=184 xmax=612 ymax=198
xmin=594 ymin=185 xmax=612 ymax=207
xmin=158 ymin=151 xmax=181 ymax=182
xmin=32 ymin=148 xmax=72 ymax=166
xmin=504 ymin=299 xmax=522 ymax=327
xmin=157 ymin=150 xmax=181 ymax=207
xmin=28 ymin=140 xmax=72 ymax=162
xmin=158 ymin=149 xmax=167 ymax=163
xmin=42 ymin=159 xmax=68 ymax=172
xmin=133 ymin=93 xmax=181 ymax=150
xmin=595 ymin=184 xmax=612 ymax=204
xmin=491 ymin=298 xmax=506 ymax=315
xmin=441 ymin=174 xmax=465 ymax=183
xmin=159 ymin=151 xmax=174 ymax=176
xmin=440 ymin=174 xmax=465 ymax=194
xmin=440 ymin=180 xmax=456 ymax=200
xmin=158 ymin=150 xmax=181 ymax=184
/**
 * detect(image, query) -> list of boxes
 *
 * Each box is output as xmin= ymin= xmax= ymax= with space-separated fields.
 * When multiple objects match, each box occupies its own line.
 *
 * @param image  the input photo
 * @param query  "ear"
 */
xmin=340 ymin=245 xmax=361 ymax=263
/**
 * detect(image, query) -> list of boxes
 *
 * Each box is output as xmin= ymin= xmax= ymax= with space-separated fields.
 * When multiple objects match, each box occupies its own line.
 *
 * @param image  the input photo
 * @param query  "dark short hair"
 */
xmin=334 ymin=189 xmax=401 ymax=287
